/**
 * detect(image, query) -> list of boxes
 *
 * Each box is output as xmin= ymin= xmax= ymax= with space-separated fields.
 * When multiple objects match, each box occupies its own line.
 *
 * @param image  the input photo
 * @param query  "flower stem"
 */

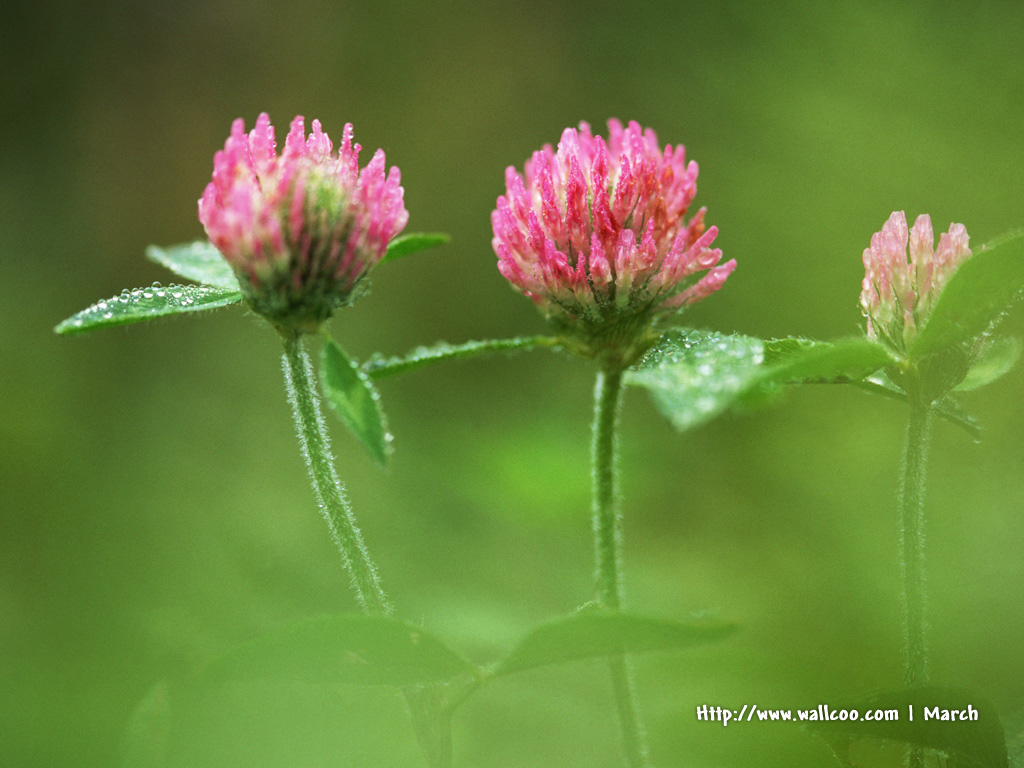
xmin=282 ymin=334 xmax=390 ymax=615
xmin=592 ymin=366 xmax=650 ymax=768
xmin=283 ymin=335 xmax=452 ymax=768
xmin=900 ymin=375 xmax=932 ymax=768
xmin=900 ymin=378 xmax=931 ymax=690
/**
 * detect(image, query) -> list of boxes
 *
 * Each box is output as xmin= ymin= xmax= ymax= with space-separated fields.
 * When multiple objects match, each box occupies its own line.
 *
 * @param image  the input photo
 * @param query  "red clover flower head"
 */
xmin=861 ymin=211 xmax=972 ymax=351
xmin=492 ymin=120 xmax=735 ymax=363
xmin=199 ymin=113 xmax=408 ymax=333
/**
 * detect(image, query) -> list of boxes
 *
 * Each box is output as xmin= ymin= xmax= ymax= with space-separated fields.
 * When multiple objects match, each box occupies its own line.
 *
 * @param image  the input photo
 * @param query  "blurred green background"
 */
xmin=3 ymin=0 xmax=1023 ymax=766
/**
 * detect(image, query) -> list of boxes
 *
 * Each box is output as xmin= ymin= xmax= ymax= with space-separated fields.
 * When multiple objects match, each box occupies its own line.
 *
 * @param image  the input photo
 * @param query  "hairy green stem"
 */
xmin=900 ymin=376 xmax=932 ymax=768
xmin=592 ymin=367 xmax=650 ymax=768
xmin=282 ymin=335 xmax=390 ymax=615
xmin=284 ymin=335 xmax=451 ymax=768
xmin=900 ymin=382 xmax=931 ymax=690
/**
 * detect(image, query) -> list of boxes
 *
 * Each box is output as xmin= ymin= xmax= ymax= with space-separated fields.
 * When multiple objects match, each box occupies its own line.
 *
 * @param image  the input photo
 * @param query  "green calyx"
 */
xmin=241 ymin=272 xmax=367 ymax=336
xmin=553 ymin=309 xmax=664 ymax=370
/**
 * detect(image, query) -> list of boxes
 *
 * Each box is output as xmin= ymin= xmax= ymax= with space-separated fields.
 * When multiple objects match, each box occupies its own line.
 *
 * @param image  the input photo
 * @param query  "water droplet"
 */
xmin=102 ymin=311 xmax=113 ymax=319
xmin=151 ymin=281 xmax=162 ymax=288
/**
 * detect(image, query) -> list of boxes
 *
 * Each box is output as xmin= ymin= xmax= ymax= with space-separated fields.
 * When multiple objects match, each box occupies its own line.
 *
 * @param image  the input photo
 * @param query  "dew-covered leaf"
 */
xmin=199 ymin=614 xmax=477 ymax=688
xmin=54 ymin=284 xmax=243 ymax=335
xmin=145 ymin=241 xmax=241 ymax=291
xmin=380 ymin=232 xmax=450 ymax=264
xmin=492 ymin=610 xmax=737 ymax=678
xmin=321 ymin=338 xmax=390 ymax=466
xmin=630 ymin=331 xmax=900 ymax=432
xmin=120 ymin=681 xmax=172 ymax=768
xmin=911 ymin=230 xmax=1024 ymax=358
xmin=364 ymin=336 xmax=560 ymax=380
xmin=956 ymin=337 xmax=1021 ymax=392
xmin=806 ymin=687 xmax=1008 ymax=768
xmin=626 ymin=329 xmax=766 ymax=431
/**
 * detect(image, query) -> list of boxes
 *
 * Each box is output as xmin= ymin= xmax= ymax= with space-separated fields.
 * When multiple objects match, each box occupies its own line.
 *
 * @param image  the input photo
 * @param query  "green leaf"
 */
xmin=629 ymin=331 xmax=897 ymax=433
xmin=757 ymin=337 xmax=895 ymax=386
xmin=364 ymin=336 xmax=560 ymax=380
xmin=956 ymin=337 xmax=1021 ymax=392
xmin=626 ymin=329 xmax=766 ymax=431
xmin=321 ymin=338 xmax=391 ymax=466
xmin=854 ymin=372 xmax=982 ymax=440
xmin=380 ymin=232 xmax=450 ymax=264
xmin=492 ymin=610 xmax=736 ymax=678
xmin=54 ymin=284 xmax=243 ymax=335
xmin=930 ymin=395 xmax=982 ymax=440
xmin=911 ymin=230 xmax=1024 ymax=357
xmin=806 ymin=687 xmax=1008 ymax=768
xmin=120 ymin=681 xmax=172 ymax=768
xmin=199 ymin=614 xmax=477 ymax=688
xmin=145 ymin=241 xmax=241 ymax=291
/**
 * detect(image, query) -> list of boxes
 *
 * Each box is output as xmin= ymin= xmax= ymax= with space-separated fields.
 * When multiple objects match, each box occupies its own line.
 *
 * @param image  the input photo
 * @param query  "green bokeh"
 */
xmin=3 ymin=0 xmax=1024 ymax=765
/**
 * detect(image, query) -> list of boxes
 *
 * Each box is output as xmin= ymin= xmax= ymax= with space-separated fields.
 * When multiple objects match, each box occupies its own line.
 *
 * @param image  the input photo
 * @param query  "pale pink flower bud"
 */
xmin=491 ymin=120 xmax=734 ymax=361
xmin=199 ymin=114 xmax=408 ymax=333
xmin=860 ymin=211 xmax=972 ymax=350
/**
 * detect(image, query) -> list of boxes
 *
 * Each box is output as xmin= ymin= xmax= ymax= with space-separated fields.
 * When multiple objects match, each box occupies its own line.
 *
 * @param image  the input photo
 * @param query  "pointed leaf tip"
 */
xmin=321 ymin=338 xmax=391 ymax=465
xmin=627 ymin=329 xmax=765 ymax=432
xmin=492 ymin=610 xmax=737 ymax=678
xmin=381 ymin=232 xmax=450 ymax=264
xmin=55 ymin=284 xmax=243 ymax=335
